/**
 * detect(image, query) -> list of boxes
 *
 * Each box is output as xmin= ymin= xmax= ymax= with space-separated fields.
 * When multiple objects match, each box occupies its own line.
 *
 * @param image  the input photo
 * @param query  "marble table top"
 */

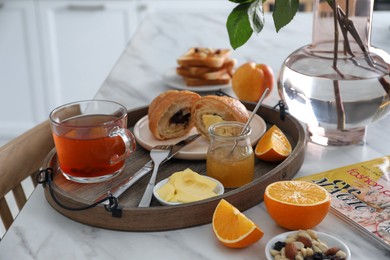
xmin=1 ymin=10 xmax=390 ymax=260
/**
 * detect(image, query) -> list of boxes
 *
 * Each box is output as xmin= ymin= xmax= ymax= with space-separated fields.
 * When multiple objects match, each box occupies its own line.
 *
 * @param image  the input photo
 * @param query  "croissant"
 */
xmin=191 ymin=95 xmax=249 ymax=138
xmin=148 ymin=90 xmax=201 ymax=140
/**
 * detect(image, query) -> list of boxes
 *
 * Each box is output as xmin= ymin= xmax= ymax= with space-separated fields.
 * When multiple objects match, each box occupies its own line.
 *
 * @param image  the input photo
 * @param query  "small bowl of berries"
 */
xmin=265 ymin=230 xmax=351 ymax=260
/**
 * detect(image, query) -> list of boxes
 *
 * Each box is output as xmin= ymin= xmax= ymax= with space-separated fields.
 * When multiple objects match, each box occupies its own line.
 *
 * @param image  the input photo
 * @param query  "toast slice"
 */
xmin=185 ymin=58 xmax=236 ymax=75
xmin=177 ymin=67 xmax=229 ymax=80
xmin=184 ymin=73 xmax=231 ymax=86
xmin=176 ymin=58 xmax=236 ymax=79
xmin=177 ymin=48 xmax=231 ymax=68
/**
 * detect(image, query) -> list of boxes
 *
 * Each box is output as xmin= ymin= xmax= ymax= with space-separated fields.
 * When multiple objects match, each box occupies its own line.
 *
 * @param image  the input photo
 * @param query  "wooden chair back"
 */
xmin=0 ymin=120 xmax=54 ymax=232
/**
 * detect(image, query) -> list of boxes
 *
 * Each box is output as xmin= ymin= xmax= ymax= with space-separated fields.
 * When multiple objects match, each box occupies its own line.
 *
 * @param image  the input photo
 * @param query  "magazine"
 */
xmin=296 ymin=156 xmax=390 ymax=251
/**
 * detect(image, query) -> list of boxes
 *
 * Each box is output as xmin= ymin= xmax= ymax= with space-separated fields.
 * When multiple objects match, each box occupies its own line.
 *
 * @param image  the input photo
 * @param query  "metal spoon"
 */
xmin=230 ymin=88 xmax=269 ymax=154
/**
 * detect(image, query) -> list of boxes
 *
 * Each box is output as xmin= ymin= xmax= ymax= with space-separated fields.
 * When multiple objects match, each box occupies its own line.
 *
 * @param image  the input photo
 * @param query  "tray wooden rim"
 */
xmin=42 ymin=103 xmax=306 ymax=231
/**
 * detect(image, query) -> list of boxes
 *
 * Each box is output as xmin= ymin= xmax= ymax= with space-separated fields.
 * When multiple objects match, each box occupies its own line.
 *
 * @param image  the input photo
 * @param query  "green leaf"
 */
xmin=272 ymin=0 xmax=299 ymax=32
xmin=248 ymin=0 xmax=265 ymax=34
xmin=226 ymin=3 xmax=253 ymax=49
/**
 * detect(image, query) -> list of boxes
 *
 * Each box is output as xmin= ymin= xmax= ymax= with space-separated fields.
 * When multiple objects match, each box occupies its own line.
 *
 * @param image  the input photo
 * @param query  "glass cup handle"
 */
xmin=109 ymin=127 xmax=136 ymax=165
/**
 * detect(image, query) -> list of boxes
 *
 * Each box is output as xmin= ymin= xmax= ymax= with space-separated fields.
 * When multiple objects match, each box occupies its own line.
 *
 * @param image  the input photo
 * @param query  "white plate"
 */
xmin=133 ymin=113 xmax=266 ymax=160
xmin=162 ymin=67 xmax=231 ymax=92
xmin=153 ymin=175 xmax=224 ymax=206
xmin=265 ymin=231 xmax=351 ymax=260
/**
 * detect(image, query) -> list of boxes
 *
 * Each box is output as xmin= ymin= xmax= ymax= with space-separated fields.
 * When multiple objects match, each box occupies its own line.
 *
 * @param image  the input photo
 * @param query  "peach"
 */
xmin=232 ymin=62 xmax=274 ymax=102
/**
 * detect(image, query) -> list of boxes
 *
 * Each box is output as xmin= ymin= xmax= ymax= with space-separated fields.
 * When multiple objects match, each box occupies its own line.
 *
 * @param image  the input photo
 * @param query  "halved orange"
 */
xmin=212 ymin=199 xmax=264 ymax=248
xmin=255 ymin=125 xmax=292 ymax=162
xmin=264 ymin=181 xmax=331 ymax=230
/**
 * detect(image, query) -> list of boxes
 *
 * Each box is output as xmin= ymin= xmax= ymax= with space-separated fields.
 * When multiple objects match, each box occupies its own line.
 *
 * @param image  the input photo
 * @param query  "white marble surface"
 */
xmin=1 ymin=10 xmax=390 ymax=259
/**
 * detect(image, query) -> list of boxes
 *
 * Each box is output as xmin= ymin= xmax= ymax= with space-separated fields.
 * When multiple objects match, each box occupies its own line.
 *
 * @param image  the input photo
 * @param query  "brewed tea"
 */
xmin=53 ymin=114 xmax=126 ymax=178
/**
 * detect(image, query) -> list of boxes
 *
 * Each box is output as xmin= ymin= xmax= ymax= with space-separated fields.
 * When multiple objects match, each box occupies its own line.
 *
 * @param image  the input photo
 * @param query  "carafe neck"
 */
xmin=311 ymin=0 xmax=373 ymax=55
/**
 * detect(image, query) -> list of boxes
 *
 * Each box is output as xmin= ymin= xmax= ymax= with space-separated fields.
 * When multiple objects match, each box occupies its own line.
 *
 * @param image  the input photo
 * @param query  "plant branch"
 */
xmin=332 ymin=0 xmax=338 ymax=69
xmin=329 ymin=0 xmax=389 ymax=130
xmin=332 ymin=0 xmax=346 ymax=130
xmin=332 ymin=2 xmax=387 ymax=73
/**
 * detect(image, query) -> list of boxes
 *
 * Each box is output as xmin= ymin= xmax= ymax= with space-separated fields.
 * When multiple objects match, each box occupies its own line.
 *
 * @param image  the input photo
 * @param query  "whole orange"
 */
xmin=264 ymin=181 xmax=331 ymax=230
xmin=232 ymin=62 xmax=274 ymax=102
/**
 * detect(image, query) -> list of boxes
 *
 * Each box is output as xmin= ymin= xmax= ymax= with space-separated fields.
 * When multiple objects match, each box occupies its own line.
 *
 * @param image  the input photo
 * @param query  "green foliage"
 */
xmin=226 ymin=0 xmax=299 ymax=49
xmin=273 ymin=0 xmax=299 ymax=32
xmin=248 ymin=0 xmax=265 ymax=34
xmin=227 ymin=3 xmax=253 ymax=50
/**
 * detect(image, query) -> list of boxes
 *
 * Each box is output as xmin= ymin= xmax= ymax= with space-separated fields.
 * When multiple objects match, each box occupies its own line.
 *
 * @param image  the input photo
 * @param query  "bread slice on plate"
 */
xmin=187 ymin=58 xmax=236 ymax=75
xmin=176 ymin=58 xmax=236 ymax=79
xmin=176 ymin=67 xmax=228 ymax=80
xmin=177 ymin=48 xmax=231 ymax=68
xmin=184 ymin=73 xmax=231 ymax=86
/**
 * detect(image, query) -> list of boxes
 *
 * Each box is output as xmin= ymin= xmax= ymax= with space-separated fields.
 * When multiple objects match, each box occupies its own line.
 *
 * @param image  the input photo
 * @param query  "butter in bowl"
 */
xmin=153 ymin=168 xmax=224 ymax=206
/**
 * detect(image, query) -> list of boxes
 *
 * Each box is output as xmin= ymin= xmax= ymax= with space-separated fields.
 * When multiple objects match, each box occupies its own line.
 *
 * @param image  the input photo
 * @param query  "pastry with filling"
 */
xmin=191 ymin=95 xmax=249 ymax=138
xmin=148 ymin=90 xmax=201 ymax=140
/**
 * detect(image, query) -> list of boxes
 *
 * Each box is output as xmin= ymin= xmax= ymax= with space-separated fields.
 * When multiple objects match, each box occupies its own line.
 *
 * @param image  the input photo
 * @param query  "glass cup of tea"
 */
xmin=49 ymin=100 xmax=136 ymax=183
xmin=206 ymin=122 xmax=254 ymax=188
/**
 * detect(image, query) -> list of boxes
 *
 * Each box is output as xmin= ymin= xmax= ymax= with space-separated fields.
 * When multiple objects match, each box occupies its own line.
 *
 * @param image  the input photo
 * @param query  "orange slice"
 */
xmin=212 ymin=199 xmax=264 ymax=248
xmin=264 ymin=181 xmax=331 ymax=230
xmin=255 ymin=125 xmax=292 ymax=162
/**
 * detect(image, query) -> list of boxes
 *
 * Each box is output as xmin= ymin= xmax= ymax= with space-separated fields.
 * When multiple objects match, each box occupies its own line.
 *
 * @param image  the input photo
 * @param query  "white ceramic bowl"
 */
xmin=153 ymin=175 xmax=224 ymax=206
xmin=265 ymin=231 xmax=351 ymax=260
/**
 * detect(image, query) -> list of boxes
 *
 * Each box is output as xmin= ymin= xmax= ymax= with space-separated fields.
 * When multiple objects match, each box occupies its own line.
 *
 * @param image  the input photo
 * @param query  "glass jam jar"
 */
xmin=206 ymin=121 xmax=254 ymax=188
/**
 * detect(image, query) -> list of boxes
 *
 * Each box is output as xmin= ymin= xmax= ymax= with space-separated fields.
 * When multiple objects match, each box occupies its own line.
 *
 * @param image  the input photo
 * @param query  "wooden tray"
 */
xmin=42 ymin=103 xmax=306 ymax=231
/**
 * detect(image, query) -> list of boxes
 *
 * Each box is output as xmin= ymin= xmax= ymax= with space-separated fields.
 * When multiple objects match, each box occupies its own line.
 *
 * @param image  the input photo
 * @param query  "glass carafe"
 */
xmin=278 ymin=0 xmax=390 ymax=146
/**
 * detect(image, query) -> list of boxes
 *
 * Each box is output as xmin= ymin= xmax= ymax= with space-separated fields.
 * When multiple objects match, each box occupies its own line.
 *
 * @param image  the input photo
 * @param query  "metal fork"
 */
xmin=138 ymin=145 xmax=172 ymax=207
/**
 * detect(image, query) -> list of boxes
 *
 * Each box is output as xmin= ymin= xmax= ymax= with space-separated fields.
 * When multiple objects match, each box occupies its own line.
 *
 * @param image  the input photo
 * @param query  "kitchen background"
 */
xmin=0 ymin=0 xmax=389 ymax=239
xmin=1 ymin=0 xmax=389 ymax=147
xmin=0 ymin=0 xmax=236 ymax=147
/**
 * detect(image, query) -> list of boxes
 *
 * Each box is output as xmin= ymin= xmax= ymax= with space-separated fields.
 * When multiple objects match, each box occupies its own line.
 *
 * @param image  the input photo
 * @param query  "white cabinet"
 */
xmin=0 ymin=0 xmax=138 ymax=144
xmin=37 ymin=0 xmax=138 ymax=112
xmin=0 ymin=0 xmax=46 ymax=140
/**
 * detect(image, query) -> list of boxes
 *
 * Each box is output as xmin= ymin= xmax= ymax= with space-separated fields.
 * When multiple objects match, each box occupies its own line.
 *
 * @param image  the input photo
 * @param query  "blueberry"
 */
xmin=273 ymin=241 xmax=286 ymax=251
xmin=312 ymin=252 xmax=329 ymax=259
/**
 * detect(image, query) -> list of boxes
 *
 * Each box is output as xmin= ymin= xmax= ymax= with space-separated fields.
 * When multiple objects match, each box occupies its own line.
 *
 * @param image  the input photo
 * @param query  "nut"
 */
xmin=270 ymin=249 xmax=281 ymax=257
xmin=285 ymin=243 xmax=298 ymax=260
xmin=297 ymin=230 xmax=312 ymax=240
xmin=312 ymin=244 xmax=322 ymax=253
xmin=312 ymin=240 xmax=328 ymax=252
xmin=306 ymin=229 xmax=318 ymax=240
xmin=306 ymin=247 xmax=314 ymax=257
xmin=297 ymin=236 xmax=312 ymax=248
xmin=292 ymin=241 xmax=305 ymax=250
xmin=285 ymin=236 xmax=297 ymax=243
xmin=300 ymin=247 xmax=307 ymax=257
xmin=281 ymin=247 xmax=286 ymax=258
xmin=269 ymin=230 xmax=348 ymax=260
xmin=325 ymin=247 xmax=340 ymax=256
xmin=336 ymin=250 xmax=347 ymax=258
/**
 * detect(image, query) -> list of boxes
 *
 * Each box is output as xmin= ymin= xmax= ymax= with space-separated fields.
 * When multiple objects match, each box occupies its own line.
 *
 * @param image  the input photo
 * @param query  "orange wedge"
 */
xmin=212 ymin=199 xmax=264 ymax=248
xmin=264 ymin=181 xmax=331 ymax=230
xmin=255 ymin=125 xmax=292 ymax=162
